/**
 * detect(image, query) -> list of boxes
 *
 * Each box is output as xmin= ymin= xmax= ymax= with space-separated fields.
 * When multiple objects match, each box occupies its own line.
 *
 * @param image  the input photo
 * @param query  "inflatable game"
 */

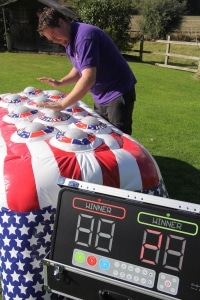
xmin=0 ymin=87 xmax=168 ymax=299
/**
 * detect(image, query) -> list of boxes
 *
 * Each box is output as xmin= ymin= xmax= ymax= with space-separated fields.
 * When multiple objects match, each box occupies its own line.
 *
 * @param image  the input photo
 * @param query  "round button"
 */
xmin=99 ymin=258 xmax=110 ymax=270
xmin=87 ymin=255 xmax=97 ymax=266
xmin=120 ymin=272 xmax=125 ymax=278
xmin=74 ymin=251 xmax=85 ymax=264
xmin=114 ymin=261 xmax=120 ymax=268
xmin=142 ymin=269 xmax=148 ymax=276
xmin=165 ymin=280 xmax=171 ymax=287
xmin=135 ymin=267 xmax=140 ymax=274
xmin=128 ymin=265 xmax=134 ymax=272
xmin=141 ymin=278 xmax=146 ymax=284
xmin=148 ymin=280 xmax=153 ymax=285
xmin=121 ymin=263 xmax=127 ymax=270
xmin=159 ymin=284 xmax=164 ymax=290
xmin=113 ymin=270 xmax=118 ymax=276
xmin=134 ymin=276 xmax=139 ymax=282
xmin=127 ymin=274 xmax=132 ymax=280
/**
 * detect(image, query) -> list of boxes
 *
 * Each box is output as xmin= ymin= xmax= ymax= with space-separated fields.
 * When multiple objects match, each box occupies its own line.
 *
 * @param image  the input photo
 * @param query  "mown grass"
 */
xmin=0 ymin=45 xmax=199 ymax=204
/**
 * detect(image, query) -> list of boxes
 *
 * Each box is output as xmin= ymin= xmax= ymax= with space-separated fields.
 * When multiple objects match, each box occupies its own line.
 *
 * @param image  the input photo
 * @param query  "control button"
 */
xmin=121 ymin=263 xmax=127 ymax=270
xmin=165 ymin=280 xmax=171 ymax=287
xmin=133 ymin=276 xmax=139 ymax=282
xmin=114 ymin=261 xmax=120 ymax=268
xmin=127 ymin=274 xmax=132 ymax=280
xmin=128 ymin=265 xmax=134 ymax=272
xmin=135 ymin=267 xmax=140 ymax=274
xmin=113 ymin=270 xmax=118 ymax=276
xmin=74 ymin=251 xmax=85 ymax=264
xmin=120 ymin=272 xmax=125 ymax=278
xmin=141 ymin=278 xmax=146 ymax=284
xmin=142 ymin=269 xmax=148 ymax=276
xmin=159 ymin=285 xmax=164 ymax=290
xmin=87 ymin=255 xmax=97 ymax=266
xmin=99 ymin=258 xmax=110 ymax=270
xmin=148 ymin=280 xmax=153 ymax=286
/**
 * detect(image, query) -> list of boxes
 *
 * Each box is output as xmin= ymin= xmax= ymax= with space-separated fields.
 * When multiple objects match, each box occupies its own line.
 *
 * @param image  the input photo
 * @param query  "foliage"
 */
xmin=74 ymin=0 xmax=136 ymax=52
xmin=138 ymin=0 xmax=187 ymax=39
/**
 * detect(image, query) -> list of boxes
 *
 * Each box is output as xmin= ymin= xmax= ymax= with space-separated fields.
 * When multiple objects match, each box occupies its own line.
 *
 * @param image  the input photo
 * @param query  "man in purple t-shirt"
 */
xmin=37 ymin=7 xmax=137 ymax=135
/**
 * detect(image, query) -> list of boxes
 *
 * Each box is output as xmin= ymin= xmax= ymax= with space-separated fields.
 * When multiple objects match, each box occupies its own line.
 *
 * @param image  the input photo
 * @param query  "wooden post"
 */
xmin=2 ymin=7 xmax=12 ymax=52
xmin=165 ymin=35 xmax=171 ymax=65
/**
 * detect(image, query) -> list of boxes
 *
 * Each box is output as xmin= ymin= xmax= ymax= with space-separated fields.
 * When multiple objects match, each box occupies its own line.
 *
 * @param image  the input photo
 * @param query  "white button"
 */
xmin=135 ymin=267 xmax=140 ymax=273
xmin=141 ymin=278 xmax=146 ymax=284
xmin=159 ymin=284 xmax=164 ymax=290
xmin=121 ymin=263 xmax=127 ymax=270
xmin=127 ymin=274 xmax=132 ymax=280
xmin=134 ymin=276 xmax=139 ymax=282
xmin=142 ymin=269 xmax=148 ymax=275
xmin=114 ymin=261 xmax=120 ymax=268
xmin=128 ymin=265 xmax=134 ymax=272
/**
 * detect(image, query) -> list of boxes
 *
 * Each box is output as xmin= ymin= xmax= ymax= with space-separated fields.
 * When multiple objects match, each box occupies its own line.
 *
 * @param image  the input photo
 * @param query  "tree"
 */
xmin=74 ymin=0 xmax=136 ymax=52
xmin=138 ymin=0 xmax=187 ymax=39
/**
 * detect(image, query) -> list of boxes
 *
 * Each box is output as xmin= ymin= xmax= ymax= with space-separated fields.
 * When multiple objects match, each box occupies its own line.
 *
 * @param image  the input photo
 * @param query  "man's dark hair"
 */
xmin=37 ymin=7 xmax=69 ymax=36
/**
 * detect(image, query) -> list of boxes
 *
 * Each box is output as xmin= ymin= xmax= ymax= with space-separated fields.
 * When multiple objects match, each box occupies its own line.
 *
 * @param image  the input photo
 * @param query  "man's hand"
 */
xmin=37 ymin=77 xmax=61 ymax=87
xmin=36 ymin=101 xmax=64 ymax=111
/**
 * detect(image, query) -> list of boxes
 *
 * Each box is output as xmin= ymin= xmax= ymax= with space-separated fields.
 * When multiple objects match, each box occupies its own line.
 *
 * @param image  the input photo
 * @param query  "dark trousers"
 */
xmin=94 ymin=86 xmax=136 ymax=135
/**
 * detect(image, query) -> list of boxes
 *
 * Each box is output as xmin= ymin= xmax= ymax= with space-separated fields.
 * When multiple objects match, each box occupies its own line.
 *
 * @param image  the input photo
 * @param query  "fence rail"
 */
xmin=155 ymin=35 xmax=200 ymax=72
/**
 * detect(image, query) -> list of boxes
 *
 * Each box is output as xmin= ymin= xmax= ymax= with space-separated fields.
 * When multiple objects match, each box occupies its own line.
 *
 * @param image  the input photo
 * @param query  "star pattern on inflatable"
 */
xmin=0 ymin=206 xmax=64 ymax=300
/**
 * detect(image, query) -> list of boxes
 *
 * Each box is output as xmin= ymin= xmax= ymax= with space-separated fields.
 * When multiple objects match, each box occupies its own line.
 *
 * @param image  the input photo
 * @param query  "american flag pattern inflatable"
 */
xmin=0 ymin=87 xmax=168 ymax=299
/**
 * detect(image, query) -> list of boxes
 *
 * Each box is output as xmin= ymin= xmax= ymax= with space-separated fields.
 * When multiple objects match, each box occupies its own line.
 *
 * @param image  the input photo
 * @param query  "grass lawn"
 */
xmin=0 ymin=47 xmax=199 ymax=204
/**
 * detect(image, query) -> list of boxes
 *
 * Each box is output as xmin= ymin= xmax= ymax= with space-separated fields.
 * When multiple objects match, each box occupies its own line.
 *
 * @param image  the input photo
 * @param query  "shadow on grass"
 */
xmin=154 ymin=156 xmax=200 ymax=204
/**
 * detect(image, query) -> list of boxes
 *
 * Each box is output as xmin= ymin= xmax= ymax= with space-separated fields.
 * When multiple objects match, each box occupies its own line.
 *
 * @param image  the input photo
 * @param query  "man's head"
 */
xmin=38 ymin=7 xmax=71 ymax=46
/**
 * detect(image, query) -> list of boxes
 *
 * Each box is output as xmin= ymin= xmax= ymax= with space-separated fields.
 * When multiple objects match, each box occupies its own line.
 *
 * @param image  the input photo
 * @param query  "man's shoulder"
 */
xmin=72 ymin=21 xmax=102 ymax=36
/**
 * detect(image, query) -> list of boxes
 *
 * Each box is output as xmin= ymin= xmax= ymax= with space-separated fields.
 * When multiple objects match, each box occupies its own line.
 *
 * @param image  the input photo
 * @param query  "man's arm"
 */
xmin=37 ymin=67 xmax=81 ymax=87
xmin=36 ymin=67 xmax=96 ymax=111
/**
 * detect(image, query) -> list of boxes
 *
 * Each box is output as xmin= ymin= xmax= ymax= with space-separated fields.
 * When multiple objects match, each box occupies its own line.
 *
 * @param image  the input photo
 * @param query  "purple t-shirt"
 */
xmin=65 ymin=21 xmax=137 ymax=104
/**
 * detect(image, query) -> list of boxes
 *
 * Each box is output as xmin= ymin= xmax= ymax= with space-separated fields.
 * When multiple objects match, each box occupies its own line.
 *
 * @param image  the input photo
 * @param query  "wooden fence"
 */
xmin=155 ymin=35 xmax=200 ymax=72
xmin=137 ymin=35 xmax=200 ymax=73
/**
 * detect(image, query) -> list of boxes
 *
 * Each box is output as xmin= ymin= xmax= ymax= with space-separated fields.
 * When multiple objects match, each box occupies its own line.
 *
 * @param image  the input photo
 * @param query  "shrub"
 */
xmin=138 ymin=0 xmax=187 ymax=40
xmin=76 ymin=0 xmax=135 ymax=52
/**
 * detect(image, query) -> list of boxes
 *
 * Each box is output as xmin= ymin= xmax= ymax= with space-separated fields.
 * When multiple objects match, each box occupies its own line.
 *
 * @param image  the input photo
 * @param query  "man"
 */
xmin=37 ymin=7 xmax=137 ymax=135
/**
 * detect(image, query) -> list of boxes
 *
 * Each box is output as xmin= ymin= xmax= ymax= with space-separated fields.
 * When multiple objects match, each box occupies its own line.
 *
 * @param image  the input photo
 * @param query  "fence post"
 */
xmin=165 ymin=35 xmax=171 ymax=66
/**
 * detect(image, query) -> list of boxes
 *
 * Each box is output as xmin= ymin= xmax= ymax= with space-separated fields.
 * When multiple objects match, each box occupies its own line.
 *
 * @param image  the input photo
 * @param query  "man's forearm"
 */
xmin=59 ymin=67 xmax=81 ymax=86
